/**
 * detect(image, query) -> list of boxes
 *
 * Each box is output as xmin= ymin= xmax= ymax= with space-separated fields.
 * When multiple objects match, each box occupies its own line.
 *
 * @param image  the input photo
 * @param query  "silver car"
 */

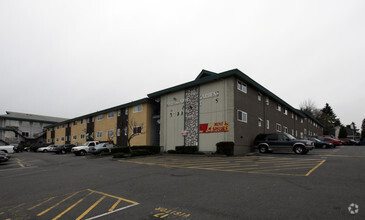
xmin=88 ymin=143 xmax=114 ymax=155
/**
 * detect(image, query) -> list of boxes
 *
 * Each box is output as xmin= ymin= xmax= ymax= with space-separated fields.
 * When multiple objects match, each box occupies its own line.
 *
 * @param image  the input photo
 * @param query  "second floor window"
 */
xmin=133 ymin=105 xmax=142 ymax=113
xmin=97 ymin=115 xmax=103 ymax=121
xmin=237 ymin=81 xmax=247 ymax=93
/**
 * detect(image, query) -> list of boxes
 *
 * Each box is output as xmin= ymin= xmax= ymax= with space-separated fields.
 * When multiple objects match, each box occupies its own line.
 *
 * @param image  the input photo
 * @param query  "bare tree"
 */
xmin=127 ymin=117 xmax=145 ymax=147
xmin=300 ymin=99 xmax=320 ymax=118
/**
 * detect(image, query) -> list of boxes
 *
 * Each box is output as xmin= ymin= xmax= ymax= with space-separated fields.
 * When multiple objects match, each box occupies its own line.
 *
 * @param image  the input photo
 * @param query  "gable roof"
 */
xmin=0 ymin=111 xmax=67 ymax=124
xmin=148 ymin=68 xmax=306 ymax=118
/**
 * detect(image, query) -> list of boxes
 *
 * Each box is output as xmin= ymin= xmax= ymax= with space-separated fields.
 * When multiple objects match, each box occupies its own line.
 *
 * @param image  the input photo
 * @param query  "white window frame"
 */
xmin=277 ymin=104 xmax=281 ymax=112
xmin=283 ymin=126 xmax=288 ymax=133
xmin=258 ymin=93 xmax=262 ymax=101
xmin=81 ymin=119 xmax=85 ymax=124
xmin=97 ymin=114 xmax=103 ymax=121
xmin=118 ymin=110 xmax=121 ymax=117
xmin=61 ymin=137 xmax=65 ymax=142
xmin=266 ymin=120 xmax=270 ymax=130
xmin=117 ymin=128 xmax=121 ymax=137
xmin=237 ymin=81 xmax=247 ymax=93
xmin=276 ymin=123 xmax=282 ymax=132
xmin=258 ymin=118 xmax=263 ymax=127
xmin=80 ymin=134 xmax=85 ymax=139
xmin=107 ymin=130 xmax=114 ymax=137
xmin=73 ymin=135 xmax=77 ymax=140
xmin=107 ymin=112 xmax=115 ymax=119
xmin=133 ymin=105 xmax=142 ymax=113
xmin=284 ymin=108 xmax=288 ymax=115
xmin=133 ymin=126 xmax=142 ymax=134
xmin=265 ymin=97 xmax=269 ymax=106
xmin=97 ymin=131 xmax=103 ymax=138
xmin=237 ymin=110 xmax=247 ymax=123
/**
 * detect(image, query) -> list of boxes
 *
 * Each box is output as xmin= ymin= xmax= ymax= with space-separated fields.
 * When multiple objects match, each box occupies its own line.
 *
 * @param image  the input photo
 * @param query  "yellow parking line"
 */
xmin=87 ymin=189 xmax=138 ymax=204
xmin=15 ymin=159 xmax=25 ymax=168
xmin=28 ymin=196 xmax=56 ymax=210
xmin=37 ymin=191 xmax=80 ymax=216
xmin=320 ymin=155 xmax=365 ymax=158
xmin=109 ymin=199 xmax=122 ymax=212
xmin=52 ymin=191 xmax=94 ymax=220
xmin=251 ymin=166 xmax=317 ymax=173
xmin=76 ymin=196 xmax=106 ymax=220
xmin=305 ymin=160 xmax=326 ymax=176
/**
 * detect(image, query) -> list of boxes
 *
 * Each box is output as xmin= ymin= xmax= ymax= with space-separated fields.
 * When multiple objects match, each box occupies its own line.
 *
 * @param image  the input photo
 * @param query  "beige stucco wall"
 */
xmin=46 ymin=129 xmax=52 ymax=144
xmin=70 ymin=119 xmax=87 ymax=145
xmin=128 ymin=103 xmax=151 ymax=146
xmin=94 ymin=111 xmax=118 ymax=143
xmin=54 ymin=125 xmax=66 ymax=145
xmin=198 ymin=78 xmax=235 ymax=152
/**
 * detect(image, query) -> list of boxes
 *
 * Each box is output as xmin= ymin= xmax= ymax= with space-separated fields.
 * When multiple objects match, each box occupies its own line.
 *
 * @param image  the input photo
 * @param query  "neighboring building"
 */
xmin=148 ymin=69 xmax=323 ymax=154
xmin=0 ymin=111 xmax=67 ymax=145
xmin=45 ymin=98 xmax=160 ymax=147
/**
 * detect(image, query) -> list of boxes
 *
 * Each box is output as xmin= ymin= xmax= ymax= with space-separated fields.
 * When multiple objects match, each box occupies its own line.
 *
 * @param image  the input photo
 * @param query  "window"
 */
xmin=133 ymin=126 xmax=142 ymax=134
xmin=124 ymin=127 xmax=128 ymax=136
xmin=237 ymin=110 xmax=247 ymax=123
xmin=117 ymin=128 xmax=121 ymax=136
xmin=304 ymin=128 xmax=307 ymax=135
xmin=108 ymin=130 xmax=114 ymax=137
xmin=258 ymin=93 xmax=262 ymax=101
xmin=301 ymin=118 xmax=304 ymax=123
xmin=125 ymin=109 xmax=129 ymax=115
xmin=107 ymin=112 xmax=114 ymax=118
xmin=56 ymin=138 xmax=59 ymax=142
xmin=80 ymin=134 xmax=85 ymax=139
xmin=87 ymin=118 xmax=90 ymax=123
xmin=118 ymin=110 xmax=121 ymax=117
xmin=292 ymin=129 xmax=294 ymax=135
xmin=22 ymin=132 xmax=29 ymax=137
xmin=61 ymin=137 xmax=65 ymax=142
xmin=292 ymin=113 xmax=294 ymax=119
xmin=266 ymin=120 xmax=270 ymax=130
xmin=81 ymin=119 xmax=85 ymax=124
xmin=97 ymin=115 xmax=103 ymax=120
xmin=258 ymin=118 xmax=263 ymax=127
xmin=265 ymin=97 xmax=269 ymax=106
xmin=133 ymin=104 xmax=142 ymax=113
xmin=97 ymin=131 xmax=103 ymax=138
xmin=277 ymin=104 xmax=281 ymax=112
xmin=32 ymin=122 xmax=40 ymax=127
xmin=73 ymin=135 xmax=77 ymax=140
xmin=284 ymin=108 xmax=288 ymax=115
xmin=300 ymin=132 xmax=304 ymax=139
xmin=73 ymin=121 xmax=77 ymax=126
xmin=237 ymin=81 xmax=247 ymax=93
xmin=283 ymin=126 xmax=288 ymax=133
xmin=276 ymin=123 xmax=282 ymax=132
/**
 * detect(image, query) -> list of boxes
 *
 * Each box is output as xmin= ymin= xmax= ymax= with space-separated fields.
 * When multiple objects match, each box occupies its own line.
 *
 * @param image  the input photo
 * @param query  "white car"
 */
xmin=37 ymin=145 xmax=55 ymax=153
xmin=0 ymin=145 xmax=14 ymax=154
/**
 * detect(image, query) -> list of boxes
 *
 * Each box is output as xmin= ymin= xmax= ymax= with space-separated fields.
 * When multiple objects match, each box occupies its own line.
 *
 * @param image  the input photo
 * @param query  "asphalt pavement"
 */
xmin=0 ymin=145 xmax=364 ymax=219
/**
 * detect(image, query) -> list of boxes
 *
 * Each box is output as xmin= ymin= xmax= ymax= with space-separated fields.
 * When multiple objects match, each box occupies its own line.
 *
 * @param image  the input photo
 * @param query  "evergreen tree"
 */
xmin=317 ymin=103 xmax=341 ymax=135
xmin=338 ymin=126 xmax=348 ymax=138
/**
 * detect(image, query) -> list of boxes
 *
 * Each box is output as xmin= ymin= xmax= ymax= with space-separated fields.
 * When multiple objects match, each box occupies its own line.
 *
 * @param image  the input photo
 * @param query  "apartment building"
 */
xmin=46 ymin=98 xmax=159 ymax=147
xmin=148 ymin=69 xmax=323 ymax=154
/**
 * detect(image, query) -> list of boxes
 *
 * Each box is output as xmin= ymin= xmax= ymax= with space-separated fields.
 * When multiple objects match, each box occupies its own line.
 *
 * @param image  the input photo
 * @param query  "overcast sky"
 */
xmin=1 ymin=0 xmax=364 ymax=127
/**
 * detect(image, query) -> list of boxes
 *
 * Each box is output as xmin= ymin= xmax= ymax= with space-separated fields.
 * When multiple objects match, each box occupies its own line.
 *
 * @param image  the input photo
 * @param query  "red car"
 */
xmin=322 ymin=137 xmax=341 ymax=146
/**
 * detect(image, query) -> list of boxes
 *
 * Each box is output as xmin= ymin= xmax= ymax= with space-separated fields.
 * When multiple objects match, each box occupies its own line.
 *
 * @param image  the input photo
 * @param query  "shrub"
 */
xmin=131 ymin=146 xmax=161 ymax=154
xmin=167 ymin=150 xmax=176 ymax=154
xmin=216 ymin=142 xmax=234 ymax=156
xmin=131 ymin=149 xmax=151 ymax=157
xmin=100 ymin=151 xmax=112 ymax=156
xmin=111 ymin=147 xmax=130 ymax=154
xmin=175 ymin=146 xmax=198 ymax=154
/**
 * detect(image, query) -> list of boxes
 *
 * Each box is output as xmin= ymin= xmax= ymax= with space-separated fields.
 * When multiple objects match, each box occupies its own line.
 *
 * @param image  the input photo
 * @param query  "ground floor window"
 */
xmin=133 ymin=126 xmax=142 ymax=134
xmin=276 ymin=123 xmax=282 ymax=132
xmin=237 ymin=110 xmax=247 ymax=123
xmin=97 ymin=131 xmax=103 ymax=138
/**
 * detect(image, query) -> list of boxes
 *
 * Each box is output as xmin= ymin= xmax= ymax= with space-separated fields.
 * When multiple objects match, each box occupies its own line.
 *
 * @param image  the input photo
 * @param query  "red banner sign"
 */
xmin=199 ymin=121 xmax=229 ymax=133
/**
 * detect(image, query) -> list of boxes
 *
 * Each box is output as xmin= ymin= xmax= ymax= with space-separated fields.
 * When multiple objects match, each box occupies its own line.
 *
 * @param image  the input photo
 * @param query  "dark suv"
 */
xmin=254 ymin=133 xmax=314 ymax=154
xmin=54 ymin=144 xmax=75 ymax=154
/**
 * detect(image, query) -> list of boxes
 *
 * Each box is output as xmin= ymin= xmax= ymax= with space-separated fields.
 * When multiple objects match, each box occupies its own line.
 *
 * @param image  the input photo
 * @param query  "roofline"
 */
xmin=44 ymin=97 xmax=151 ymax=128
xmin=0 ymin=116 xmax=62 ymax=124
xmin=148 ymin=68 xmax=306 ymax=118
xmin=300 ymin=110 xmax=325 ymax=128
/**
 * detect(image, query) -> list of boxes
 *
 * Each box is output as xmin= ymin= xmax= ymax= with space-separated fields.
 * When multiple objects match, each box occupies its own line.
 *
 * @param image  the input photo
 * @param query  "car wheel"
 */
xmin=80 ymin=151 xmax=86 ymax=156
xmin=294 ymin=145 xmax=305 ymax=154
xmin=322 ymin=144 xmax=327 ymax=149
xmin=259 ymin=145 xmax=268 ymax=153
xmin=43 ymin=150 xmax=47 ymax=153
xmin=303 ymin=149 xmax=309 ymax=154
xmin=61 ymin=150 xmax=66 ymax=154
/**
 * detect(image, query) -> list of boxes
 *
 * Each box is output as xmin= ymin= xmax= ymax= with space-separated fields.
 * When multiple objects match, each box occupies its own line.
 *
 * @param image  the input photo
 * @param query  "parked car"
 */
xmin=71 ymin=141 xmax=100 ymax=156
xmin=349 ymin=139 xmax=360 ymax=145
xmin=308 ymin=138 xmax=334 ymax=149
xmin=254 ymin=133 xmax=314 ymax=154
xmin=0 ymin=150 xmax=10 ymax=160
xmin=0 ymin=153 xmax=9 ymax=163
xmin=321 ymin=137 xmax=341 ymax=147
xmin=30 ymin=143 xmax=49 ymax=152
xmin=54 ymin=144 xmax=75 ymax=154
xmin=37 ymin=145 xmax=55 ymax=153
xmin=0 ymin=145 xmax=15 ymax=154
xmin=88 ymin=143 xmax=114 ymax=155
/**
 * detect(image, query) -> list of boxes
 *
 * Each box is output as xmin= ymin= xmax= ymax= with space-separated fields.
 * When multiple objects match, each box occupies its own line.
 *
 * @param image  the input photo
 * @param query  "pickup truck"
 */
xmin=71 ymin=141 xmax=99 ymax=156
xmin=0 ymin=145 xmax=14 ymax=154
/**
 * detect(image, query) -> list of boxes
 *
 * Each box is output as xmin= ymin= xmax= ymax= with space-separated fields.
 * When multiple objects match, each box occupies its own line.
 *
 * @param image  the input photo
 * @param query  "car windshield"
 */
xmin=285 ymin=133 xmax=296 ymax=140
xmin=83 ymin=142 xmax=90 ymax=146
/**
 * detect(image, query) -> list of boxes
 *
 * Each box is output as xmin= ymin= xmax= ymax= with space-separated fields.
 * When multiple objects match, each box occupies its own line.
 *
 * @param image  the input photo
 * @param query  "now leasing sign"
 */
xmin=199 ymin=121 xmax=229 ymax=133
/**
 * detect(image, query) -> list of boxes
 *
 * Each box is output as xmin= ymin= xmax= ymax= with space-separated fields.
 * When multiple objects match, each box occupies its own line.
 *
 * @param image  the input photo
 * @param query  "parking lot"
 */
xmin=1 ymin=146 xmax=364 ymax=219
